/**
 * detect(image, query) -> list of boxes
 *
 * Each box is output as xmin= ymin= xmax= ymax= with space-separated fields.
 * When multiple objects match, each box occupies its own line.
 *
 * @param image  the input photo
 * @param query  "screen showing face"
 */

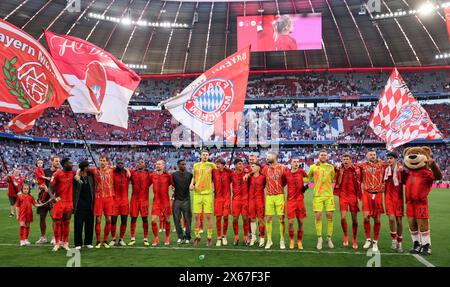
xmin=237 ymin=13 xmax=322 ymax=52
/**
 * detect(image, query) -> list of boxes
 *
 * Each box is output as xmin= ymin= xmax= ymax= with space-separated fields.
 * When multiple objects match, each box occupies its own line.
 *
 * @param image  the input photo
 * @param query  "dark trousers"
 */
xmin=173 ymin=199 xmax=192 ymax=240
xmin=74 ymin=210 xmax=94 ymax=247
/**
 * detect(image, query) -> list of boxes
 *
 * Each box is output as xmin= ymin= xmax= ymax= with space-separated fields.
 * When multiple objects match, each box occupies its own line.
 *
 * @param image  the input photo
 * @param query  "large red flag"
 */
xmin=369 ymin=69 xmax=443 ymax=150
xmin=0 ymin=20 xmax=71 ymax=132
xmin=160 ymin=47 xmax=250 ymax=142
xmin=44 ymin=31 xmax=141 ymax=129
xmin=445 ymin=7 xmax=450 ymax=42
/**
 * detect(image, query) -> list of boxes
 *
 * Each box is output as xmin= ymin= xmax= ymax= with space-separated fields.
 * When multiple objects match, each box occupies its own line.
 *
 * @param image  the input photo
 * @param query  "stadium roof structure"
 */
xmin=1 ymin=0 xmax=449 ymax=74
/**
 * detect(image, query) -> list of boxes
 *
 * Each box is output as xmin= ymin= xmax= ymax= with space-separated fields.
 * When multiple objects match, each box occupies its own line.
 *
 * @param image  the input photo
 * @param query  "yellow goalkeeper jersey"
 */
xmin=193 ymin=161 xmax=217 ymax=195
xmin=308 ymin=162 xmax=335 ymax=197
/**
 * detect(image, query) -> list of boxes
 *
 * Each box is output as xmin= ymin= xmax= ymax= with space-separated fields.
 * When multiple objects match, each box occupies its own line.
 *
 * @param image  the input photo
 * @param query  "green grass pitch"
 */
xmin=0 ymin=188 xmax=448 ymax=267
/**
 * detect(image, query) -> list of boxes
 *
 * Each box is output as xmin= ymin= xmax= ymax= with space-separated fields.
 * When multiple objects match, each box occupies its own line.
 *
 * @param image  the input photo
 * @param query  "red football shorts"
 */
xmin=151 ymin=202 xmax=171 ymax=218
xmin=339 ymin=195 xmax=360 ymax=213
xmin=286 ymin=199 xmax=307 ymax=219
xmin=385 ymin=192 xmax=404 ymax=217
xmin=113 ymin=199 xmax=129 ymax=216
xmin=214 ymin=197 xmax=231 ymax=217
xmin=94 ymin=197 xmax=114 ymax=217
xmin=231 ymin=198 xmax=249 ymax=217
xmin=406 ymin=200 xmax=429 ymax=219
xmin=19 ymin=212 xmax=33 ymax=223
xmin=52 ymin=201 xmax=73 ymax=219
xmin=362 ymin=192 xmax=384 ymax=217
xmin=248 ymin=199 xmax=265 ymax=219
xmin=130 ymin=199 xmax=149 ymax=217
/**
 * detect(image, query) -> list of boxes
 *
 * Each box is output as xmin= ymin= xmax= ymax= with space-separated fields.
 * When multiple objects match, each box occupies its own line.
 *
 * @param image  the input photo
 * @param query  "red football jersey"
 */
xmin=35 ymin=167 xmax=46 ymax=186
xmin=92 ymin=167 xmax=115 ymax=198
xmin=51 ymin=170 xmax=76 ymax=203
xmin=16 ymin=193 xmax=36 ymax=219
xmin=212 ymin=169 xmax=232 ymax=199
xmin=249 ymin=174 xmax=265 ymax=202
xmin=150 ymin=172 xmax=173 ymax=206
xmin=130 ymin=169 xmax=151 ymax=202
xmin=113 ymin=169 xmax=130 ymax=201
xmin=359 ymin=161 xmax=387 ymax=193
xmin=7 ymin=176 xmax=23 ymax=197
xmin=262 ymin=164 xmax=288 ymax=195
xmin=285 ymin=169 xmax=307 ymax=201
xmin=231 ymin=170 xmax=249 ymax=200
xmin=404 ymin=169 xmax=434 ymax=202
xmin=334 ymin=166 xmax=361 ymax=198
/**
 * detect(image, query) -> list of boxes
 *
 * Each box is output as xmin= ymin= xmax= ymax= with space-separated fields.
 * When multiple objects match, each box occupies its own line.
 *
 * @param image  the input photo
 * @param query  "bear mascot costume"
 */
xmin=402 ymin=146 xmax=443 ymax=256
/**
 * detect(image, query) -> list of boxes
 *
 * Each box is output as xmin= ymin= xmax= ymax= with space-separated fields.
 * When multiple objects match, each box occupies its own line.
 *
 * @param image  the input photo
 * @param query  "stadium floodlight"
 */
xmin=121 ymin=18 xmax=132 ymax=25
xmin=87 ymin=12 xmax=190 ymax=28
xmin=418 ymin=2 xmax=435 ymax=15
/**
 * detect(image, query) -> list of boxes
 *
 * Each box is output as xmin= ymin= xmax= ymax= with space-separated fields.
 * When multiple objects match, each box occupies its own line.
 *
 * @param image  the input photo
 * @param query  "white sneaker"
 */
xmin=172 ymin=228 xmax=176 ymax=233
xmin=50 ymin=237 xmax=56 ymax=245
xmin=280 ymin=240 xmax=286 ymax=250
xmin=177 ymin=238 xmax=183 ymax=244
xmin=109 ymin=240 xmax=116 ymax=246
xmin=184 ymin=239 xmax=190 ymax=244
xmin=159 ymin=229 xmax=163 ymax=233
xmin=52 ymin=244 xmax=60 ymax=252
xmin=327 ymin=238 xmax=334 ymax=249
xmin=316 ymin=237 xmax=323 ymax=250
xmin=85 ymin=245 xmax=94 ymax=249
xmin=372 ymin=241 xmax=379 ymax=252
xmin=183 ymin=227 xmax=186 ymax=232
xmin=265 ymin=240 xmax=273 ymax=249
xmin=222 ymin=237 xmax=228 ymax=246
xmin=75 ymin=246 xmax=82 ymax=250
xmin=25 ymin=240 xmax=31 ymax=246
xmin=259 ymin=238 xmax=265 ymax=248
xmin=249 ymin=237 xmax=256 ymax=247
xmin=119 ymin=240 xmax=126 ymax=246
xmin=20 ymin=240 xmax=26 ymax=246
xmin=391 ymin=240 xmax=397 ymax=250
xmin=62 ymin=242 xmax=70 ymax=251
xmin=397 ymin=242 xmax=404 ymax=253
xmin=199 ymin=229 xmax=204 ymax=234
xmin=216 ymin=239 xmax=222 ymax=247
xmin=363 ymin=239 xmax=372 ymax=249
xmin=36 ymin=237 xmax=47 ymax=244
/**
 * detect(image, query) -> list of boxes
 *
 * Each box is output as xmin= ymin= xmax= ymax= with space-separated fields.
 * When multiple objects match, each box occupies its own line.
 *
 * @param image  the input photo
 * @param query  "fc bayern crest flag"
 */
xmin=160 ymin=46 xmax=250 ymax=141
xmin=44 ymin=31 xmax=141 ymax=129
xmin=0 ymin=20 xmax=72 ymax=132
xmin=369 ymin=68 xmax=443 ymax=150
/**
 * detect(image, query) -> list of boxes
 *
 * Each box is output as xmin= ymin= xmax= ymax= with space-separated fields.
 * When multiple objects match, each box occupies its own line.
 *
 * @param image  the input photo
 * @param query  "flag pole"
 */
xmin=68 ymin=105 xmax=98 ymax=168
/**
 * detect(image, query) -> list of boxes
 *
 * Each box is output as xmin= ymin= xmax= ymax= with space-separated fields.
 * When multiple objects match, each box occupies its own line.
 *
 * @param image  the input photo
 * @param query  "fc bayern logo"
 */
xmin=184 ymin=78 xmax=234 ymax=125
xmin=390 ymin=103 xmax=422 ymax=132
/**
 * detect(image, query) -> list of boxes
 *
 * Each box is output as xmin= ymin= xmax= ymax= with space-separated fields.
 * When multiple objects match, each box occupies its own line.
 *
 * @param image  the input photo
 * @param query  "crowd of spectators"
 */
xmin=1 ymin=141 xmax=448 ymax=182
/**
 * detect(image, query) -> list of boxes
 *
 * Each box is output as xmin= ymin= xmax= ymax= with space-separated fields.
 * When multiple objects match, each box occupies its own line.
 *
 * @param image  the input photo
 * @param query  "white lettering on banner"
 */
xmin=0 ymin=32 xmax=36 ymax=56
xmin=211 ymin=51 xmax=247 ymax=74
xmin=49 ymin=35 xmax=109 ymax=59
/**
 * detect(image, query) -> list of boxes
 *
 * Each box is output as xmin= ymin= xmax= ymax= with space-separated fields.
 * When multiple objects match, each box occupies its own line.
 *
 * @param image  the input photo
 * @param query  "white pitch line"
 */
xmin=412 ymin=254 xmax=435 ymax=267
xmin=0 ymin=243 xmax=411 ymax=256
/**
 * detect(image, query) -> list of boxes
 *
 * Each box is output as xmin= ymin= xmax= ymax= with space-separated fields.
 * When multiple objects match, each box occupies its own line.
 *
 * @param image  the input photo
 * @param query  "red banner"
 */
xmin=0 ymin=20 xmax=71 ymax=132
xmin=445 ymin=7 xmax=450 ymax=42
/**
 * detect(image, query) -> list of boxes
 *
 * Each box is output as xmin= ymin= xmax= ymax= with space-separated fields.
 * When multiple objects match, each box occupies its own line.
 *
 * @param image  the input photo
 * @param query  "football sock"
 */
xmin=374 ymin=222 xmax=381 ymax=241
xmin=222 ymin=216 xmax=228 ymax=237
xmin=151 ymin=222 xmax=158 ymax=238
xmin=266 ymin=221 xmax=273 ymax=241
xmin=279 ymin=220 xmax=285 ymax=241
xmin=288 ymin=228 xmax=294 ymax=241
xmin=120 ymin=223 xmax=127 ymax=240
xmin=216 ymin=217 xmax=222 ymax=238
xmin=259 ymin=224 xmax=265 ymax=238
xmin=63 ymin=219 xmax=70 ymax=243
xmin=341 ymin=219 xmax=348 ymax=237
xmin=352 ymin=222 xmax=358 ymax=241
xmin=390 ymin=232 xmax=397 ymax=241
xmin=420 ymin=231 xmax=431 ymax=245
xmin=103 ymin=221 xmax=111 ymax=242
xmin=409 ymin=229 xmax=420 ymax=242
xmin=143 ymin=221 xmax=149 ymax=239
xmin=397 ymin=235 xmax=403 ymax=243
xmin=326 ymin=220 xmax=333 ymax=239
xmin=194 ymin=228 xmax=200 ymax=238
xmin=207 ymin=228 xmax=213 ymax=239
xmin=25 ymin=226 xmax=30 ymax=240
xmin=250 ymin=221 xmax=257 ymax=238
xmin=233 ymin=220 xmax=239 ymax=237
xmin=315 ymin=219 xmax=322 ymax=238
xmin=243 ymin=219 xmax=249 ymax=239
xmin=165 ymin=222 xmax=171 ymax=239
xmin=364 ymin=221 xmax=371 ymax=239
xmin=111 ymin=223 xmax=117 ymax=240
xmin=297 ymin=229 xmax=304 ymax=241
xmin=130 ymin=221 xmax=137 ymax=238
xmin=54 ymin=220 xmax=62 ymax=244
xmin=95 ymin=221 xmax=101 ymax=242
xmin=19 ymin=226 xmax=24 ymax=240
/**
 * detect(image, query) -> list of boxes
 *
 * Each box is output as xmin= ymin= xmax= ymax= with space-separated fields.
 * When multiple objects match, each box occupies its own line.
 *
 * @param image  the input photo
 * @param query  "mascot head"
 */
xmin=403 ymin=146 xmax=433 ymax=170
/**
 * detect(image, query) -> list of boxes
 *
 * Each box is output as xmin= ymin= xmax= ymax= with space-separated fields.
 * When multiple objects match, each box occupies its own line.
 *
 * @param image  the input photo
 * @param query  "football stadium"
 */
xmin=0 ymin=0 xmax=449 ymax=271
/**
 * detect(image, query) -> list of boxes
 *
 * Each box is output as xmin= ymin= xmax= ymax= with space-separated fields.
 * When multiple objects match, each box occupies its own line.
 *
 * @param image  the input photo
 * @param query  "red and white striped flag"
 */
xmin=369 ymin=69 xmax=443 ymax=150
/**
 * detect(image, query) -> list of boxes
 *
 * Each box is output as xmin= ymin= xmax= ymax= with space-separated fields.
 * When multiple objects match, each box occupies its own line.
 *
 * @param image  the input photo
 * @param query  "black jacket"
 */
xmin=73 ymin=173 xmax=96 ymax=213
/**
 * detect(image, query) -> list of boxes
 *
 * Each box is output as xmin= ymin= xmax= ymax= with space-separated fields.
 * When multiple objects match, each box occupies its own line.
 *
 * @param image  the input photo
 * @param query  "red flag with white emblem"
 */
xmin=0 ymin=20 xmax=72 ymax=132
xmin=160 ymin=46 xmax=250 ymax=142
xmin=44 ymin=31 xmax=141 ymax=129
xmin=369 ymin=69 xmax=443 ymax=150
